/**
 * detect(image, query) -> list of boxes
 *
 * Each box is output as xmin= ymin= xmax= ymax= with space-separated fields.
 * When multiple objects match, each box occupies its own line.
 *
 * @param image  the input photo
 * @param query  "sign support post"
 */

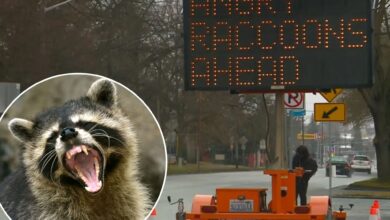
xmin=301 ymin=117 xmax=305 ymax=145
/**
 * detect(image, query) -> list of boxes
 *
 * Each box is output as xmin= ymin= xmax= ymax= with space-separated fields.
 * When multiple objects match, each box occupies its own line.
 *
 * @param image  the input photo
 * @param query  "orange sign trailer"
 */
xmin=176 ymin=168 xmax=347 ymax=220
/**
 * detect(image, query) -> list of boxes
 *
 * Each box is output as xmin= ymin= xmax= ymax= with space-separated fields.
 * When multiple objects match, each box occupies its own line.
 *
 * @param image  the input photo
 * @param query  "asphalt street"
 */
xmin=151 ymin=168 xmax=390 ymax=220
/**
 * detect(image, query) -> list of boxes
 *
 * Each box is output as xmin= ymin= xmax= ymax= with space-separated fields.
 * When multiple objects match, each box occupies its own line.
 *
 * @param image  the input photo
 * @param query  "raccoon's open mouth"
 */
xmin=64 ymin=145 xmax=104 ymax=193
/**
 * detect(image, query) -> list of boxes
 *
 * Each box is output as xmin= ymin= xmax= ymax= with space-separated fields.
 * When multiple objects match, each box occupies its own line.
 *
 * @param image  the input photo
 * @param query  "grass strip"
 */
xmin=347 ymin=178 xmax=390 ymax=190
xmin=168 ymin=162 xmax=263 ymax=175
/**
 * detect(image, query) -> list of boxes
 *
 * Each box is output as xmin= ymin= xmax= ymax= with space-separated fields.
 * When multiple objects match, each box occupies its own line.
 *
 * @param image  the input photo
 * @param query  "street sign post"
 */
xmin=314 ymin=103 xmax=346 ymax=122
xmin=284 ymin=92 xmax=304 ymax=109
xmin=320 ymin=89 xmax=343 ymax=102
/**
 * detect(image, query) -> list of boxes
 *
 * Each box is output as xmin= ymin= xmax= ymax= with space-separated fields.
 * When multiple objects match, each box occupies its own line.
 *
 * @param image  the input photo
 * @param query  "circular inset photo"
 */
xmin=0 ymin=73 xmax=167 ymax=219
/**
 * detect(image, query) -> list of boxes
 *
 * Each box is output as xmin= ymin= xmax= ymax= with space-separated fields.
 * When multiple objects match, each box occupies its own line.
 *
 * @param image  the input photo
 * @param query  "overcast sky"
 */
xmin=305 ymin=92 xmax=327 ymax=113
xmin=302 ymin=92 xmax=328 ymax=124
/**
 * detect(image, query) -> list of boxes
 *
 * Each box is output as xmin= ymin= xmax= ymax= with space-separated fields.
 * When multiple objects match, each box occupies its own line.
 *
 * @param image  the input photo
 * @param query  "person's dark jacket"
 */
xmin=292 ymin=154 xmax=318 ymax=182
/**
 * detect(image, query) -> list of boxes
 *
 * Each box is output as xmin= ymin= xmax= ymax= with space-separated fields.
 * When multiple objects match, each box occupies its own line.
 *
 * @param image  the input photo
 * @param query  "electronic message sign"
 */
xmin=184 ymin=0 xmax=372 ymax=91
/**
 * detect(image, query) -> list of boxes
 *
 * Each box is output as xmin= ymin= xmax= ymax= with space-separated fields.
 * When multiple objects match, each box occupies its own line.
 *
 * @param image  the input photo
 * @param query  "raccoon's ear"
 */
xmin=87 ymin=79 xmax=117 ymax=108
xmin=8 ymin=118 xmax=34 ymax=142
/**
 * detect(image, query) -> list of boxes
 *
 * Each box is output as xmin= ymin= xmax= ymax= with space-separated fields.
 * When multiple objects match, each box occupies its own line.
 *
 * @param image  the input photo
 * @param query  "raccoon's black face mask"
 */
xmin=8 ymin=79 xmax=131 ymax=194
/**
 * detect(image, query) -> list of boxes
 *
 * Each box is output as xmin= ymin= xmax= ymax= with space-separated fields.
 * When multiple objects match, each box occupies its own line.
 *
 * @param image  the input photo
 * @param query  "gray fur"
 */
xmin=87 ymin=79 xmax=117 ymax=108
xmin=8 ymin=119 xmax=33 ymax=143
xmin=0 ymin=79 xmax=150 ymax=220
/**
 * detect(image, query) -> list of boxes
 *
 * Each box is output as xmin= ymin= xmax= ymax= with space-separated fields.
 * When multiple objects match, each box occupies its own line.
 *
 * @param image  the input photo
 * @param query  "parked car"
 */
xmin=351 ymin=155 xmax=372 ymax=174
xmin=326 ymin=156 xmax=352 ymax=177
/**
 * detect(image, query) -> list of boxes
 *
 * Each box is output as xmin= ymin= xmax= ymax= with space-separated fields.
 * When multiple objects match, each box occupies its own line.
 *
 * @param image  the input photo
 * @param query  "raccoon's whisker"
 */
xmin=90 ymin=128 xmax=111 ymax=144
xmin=90 ymin=129 xmax=109 ymax=136
xmin=50 ymin=158 xmax=62 ymax=187
xmin=40 ymin=152 xmax=57 ymax=175
xmin=40 ymin=152 xmax=56 ymax=174
xmin=106 ymin=136 xmax=125 ymax=146
xmin=38 ymin=150 xmax=55 ymax=163
xmin=50 ymin=156 xmax=58 ymax=183
xmin=38 ymin=150 xmax=56 ymax=165
xmin=90 ymin=129 xmax=116 ymax=144
xmin=87 ymin=123 xmax=99 ymax=133
xmin=91 ymin=133 xmax=111 ymax=148
xmin=91 ymin=133 xmax=126 ymax=147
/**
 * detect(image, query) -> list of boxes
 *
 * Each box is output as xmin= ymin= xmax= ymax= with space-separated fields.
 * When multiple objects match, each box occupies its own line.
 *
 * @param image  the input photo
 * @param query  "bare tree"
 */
xmin=0 ymin=0 xmax=276 ymax=168
xmin=359 ymin=0 xmax=390 ymax=180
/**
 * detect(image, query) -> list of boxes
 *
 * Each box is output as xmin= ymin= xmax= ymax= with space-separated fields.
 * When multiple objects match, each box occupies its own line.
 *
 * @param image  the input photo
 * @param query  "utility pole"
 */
xmin=301 ymin=116 xmax=305 ymax=145
xmin=321 ymin=122 xmax=324 ymax=167
xmin=196 ymin=92 xmax=201 ymax=171
xmin=274 ymin=93 xmax=287 ymax=168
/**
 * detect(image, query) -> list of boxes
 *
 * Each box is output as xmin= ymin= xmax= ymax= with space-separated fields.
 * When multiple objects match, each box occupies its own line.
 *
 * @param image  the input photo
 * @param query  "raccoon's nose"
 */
xmin=60 ymin=127 xmax=78 ymax=142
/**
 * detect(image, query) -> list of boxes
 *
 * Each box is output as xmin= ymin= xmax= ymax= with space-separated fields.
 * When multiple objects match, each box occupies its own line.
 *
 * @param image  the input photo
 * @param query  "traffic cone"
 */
xmin=372 ymin=200 xmax=381 ymax=220
xmin=148 ymin=208 xmax=157 ymax=219
xmin=369 ymin=206 xmax=378 ymax=220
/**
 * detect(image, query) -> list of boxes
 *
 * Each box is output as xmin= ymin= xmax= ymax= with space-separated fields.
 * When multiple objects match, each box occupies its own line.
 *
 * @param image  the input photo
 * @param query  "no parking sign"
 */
xmin=284 ymin=93 xmax=305 ymax=109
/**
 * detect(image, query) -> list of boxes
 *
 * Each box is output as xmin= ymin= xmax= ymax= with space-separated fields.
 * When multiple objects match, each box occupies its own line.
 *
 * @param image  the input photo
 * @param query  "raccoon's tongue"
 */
xmin=65 ymin=145 xmax=102 ymax=193
xmin=74 ymin=152 xmax=101 ymax=193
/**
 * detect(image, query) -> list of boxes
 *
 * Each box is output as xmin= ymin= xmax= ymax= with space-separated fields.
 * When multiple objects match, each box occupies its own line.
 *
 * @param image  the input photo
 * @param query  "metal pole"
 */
xmin=235 ymin=142 xmax=239 ymax=168
xmin=197 ymin=93 xmax=201 ymax=171
xmin=327 ymin=122 xmax=333 ymax=220
xmin=275 ymin=93 xmax=287 ymax=168
xmin=242 ymin=146 xmax=245 ymax=165
xmin=321 ymin=122 xmax=324 ymax=167
xmin=286 ymin=113 xmax=290 ymax=167
xmin=301 ymin=116 xmax=305 ymax=145
xmin=176 ymin=130 xmax=182 ymax=167
xmin=328 ymin=154 xmax=333 ymax=220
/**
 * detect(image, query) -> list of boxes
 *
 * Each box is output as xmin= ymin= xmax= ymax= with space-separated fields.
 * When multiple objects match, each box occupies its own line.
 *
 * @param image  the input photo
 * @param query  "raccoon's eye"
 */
xmin=76 ymin=120 xmax=125 ymax=147
xmin=46 ymin=131 xmax=59 ymax=144
xmin=76 ymin=121 xmax=97 ymax=131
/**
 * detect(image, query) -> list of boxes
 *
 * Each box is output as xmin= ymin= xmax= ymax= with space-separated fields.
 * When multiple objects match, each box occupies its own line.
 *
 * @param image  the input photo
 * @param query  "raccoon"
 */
xmin=0 ymin=79 xmax=150 ymax=219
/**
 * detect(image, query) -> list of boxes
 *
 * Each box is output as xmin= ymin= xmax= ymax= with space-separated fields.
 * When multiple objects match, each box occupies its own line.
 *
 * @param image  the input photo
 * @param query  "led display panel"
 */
xmin=184 ymin=0 xmax=372 ymax=91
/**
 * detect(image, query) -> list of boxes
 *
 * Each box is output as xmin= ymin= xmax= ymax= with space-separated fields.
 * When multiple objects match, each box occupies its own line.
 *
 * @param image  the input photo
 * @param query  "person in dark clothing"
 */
xmin=292 ymin=145 xmax=318 ymax=206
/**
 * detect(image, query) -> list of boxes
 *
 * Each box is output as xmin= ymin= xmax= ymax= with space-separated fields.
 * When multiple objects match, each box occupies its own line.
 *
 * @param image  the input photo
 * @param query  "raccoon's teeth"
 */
xmin=75 ymin=166 xmax=87 ymax=182
xmin=81 ymin=145 xmax=89 ymax=155
xmin=66 ymin=152 xmax=72 ymax=160
xmin=94 ymin=157 xmax=99 ymax=177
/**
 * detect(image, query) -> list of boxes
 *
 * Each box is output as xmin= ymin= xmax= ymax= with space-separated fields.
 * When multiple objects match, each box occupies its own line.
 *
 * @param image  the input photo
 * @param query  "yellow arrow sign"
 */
xmin=314 ymin=103 xmax=346 ymax=122
xmin=320 ymin=88 xmax=343 ymax=102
